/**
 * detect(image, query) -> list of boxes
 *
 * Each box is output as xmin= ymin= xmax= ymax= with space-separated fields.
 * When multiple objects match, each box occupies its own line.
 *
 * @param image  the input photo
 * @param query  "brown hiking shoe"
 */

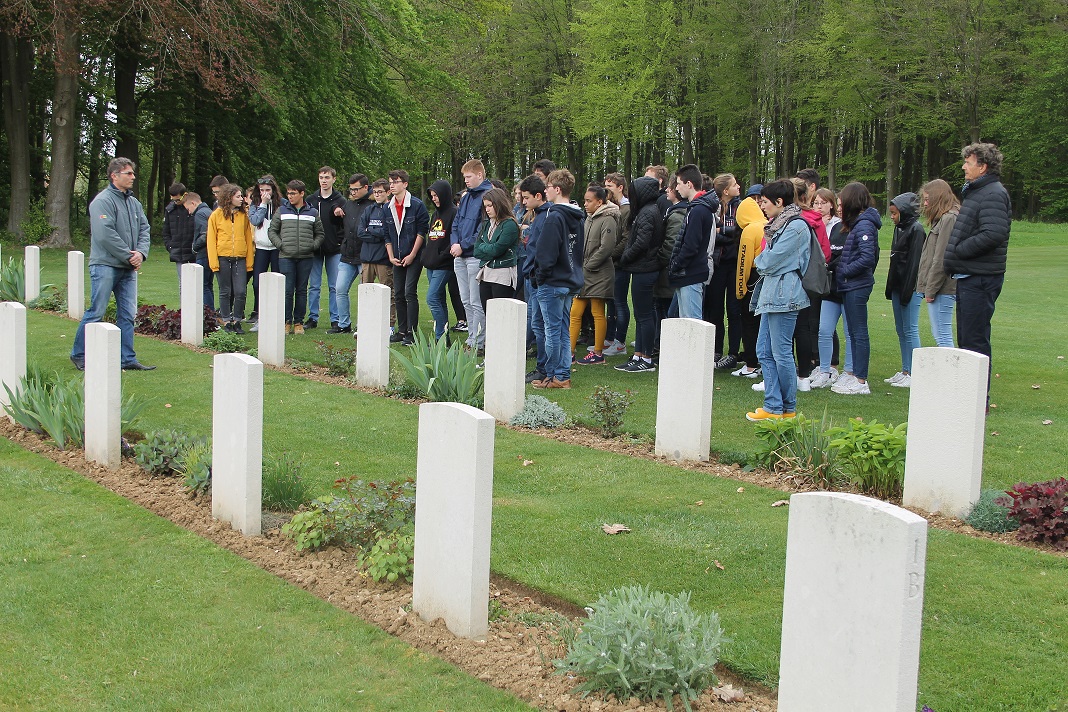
xmin=294 ymin=323 xmax=305 ymax=335
xmin=546 ymin=378 xmax=571 ymax=389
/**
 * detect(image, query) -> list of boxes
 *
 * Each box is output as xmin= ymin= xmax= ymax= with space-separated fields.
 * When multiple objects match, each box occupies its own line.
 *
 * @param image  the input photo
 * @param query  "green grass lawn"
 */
xmin=0 ymin=439 xmax=532 ymax=711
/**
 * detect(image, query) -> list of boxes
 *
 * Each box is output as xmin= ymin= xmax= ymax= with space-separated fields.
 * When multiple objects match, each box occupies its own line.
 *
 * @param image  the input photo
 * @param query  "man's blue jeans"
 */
xmin=529 ymin=283 xmax=547 ymax=375
xmin=676 ymin=282 xmax=704 ymax=319
xmin=71 ymin=264 xmax=138 ymax=366
xmin=756 ymin=310 xmax=799 ymax=415
xmin=196 ymin=251 xmax=215 ymax=311
xmin=537 ymin=284 xmax=573 ymax=381
xmin=308 ymin=252 xmax=340 ymax=324
xmin=426 ymin=268 xmax=451 ymax=340
xmin=335 ymin=261 xmax=361 ymax=329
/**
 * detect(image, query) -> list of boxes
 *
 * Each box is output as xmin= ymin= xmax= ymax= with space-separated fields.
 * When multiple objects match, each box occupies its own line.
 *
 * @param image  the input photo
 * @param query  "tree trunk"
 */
xmin=827 ymin=130 xmax=838 ymax=192
xmin=114 ymin=29 xmax=140 ymax=177
xmin=2 ymin=33 xmax=33 ymax=237
xmin=43 ymin=12 xmax=79 ymax=248
xmin=885 ymin=117 xmax=899 ymax=205
xmin=84 ymin=59 xmax=111 ymax=211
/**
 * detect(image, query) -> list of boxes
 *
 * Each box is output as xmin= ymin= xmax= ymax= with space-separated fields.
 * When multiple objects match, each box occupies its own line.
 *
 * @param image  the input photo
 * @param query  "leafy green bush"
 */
xmin=179 ymin=440 xmax=212 ymax=495
xmin=998 ymin=478 xmax=1068 ymax=549
xmin=966 ymin=489 xmax=1021 ymax=533
xmin=0 ymin=256 xmax=24 ymax=301
xmin=133 ymin=430 xmax=207 ymax=476
xmin=282 ymin=477 xmax=416 ymax=553
xmin=2 ymin=367 xmax=148 ymax=450
xmin=27 ymin=284 xmax=64 ymax=312
xmin=556 ymin=585 xmax=725 ymax=711
xmin=262 ymin=452 xmax=312 ymax=511
xmin=585 ymin=386 xmax=633 ymax=438
xmin=754 ymin=412 xmax=842 ymax=489
xmin=202 ymin=329 xmax=247 ymax=353
xmin=509 ymin=394 xmax=567 ymax=429
xmin=19 ymin=199 xmax=52 ymax=245
xmin=391 ymin=330 xmax=483 ymax=406
xmin=314 ymin=340 xmax=355 ymax=377
xmin=827 ymin=418 xmax=907 ymax=499
xmin=359 ymin=531 xmax=415 ymax=583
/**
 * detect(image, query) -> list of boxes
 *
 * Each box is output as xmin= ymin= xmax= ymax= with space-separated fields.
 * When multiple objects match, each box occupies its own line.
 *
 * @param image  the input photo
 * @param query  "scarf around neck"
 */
xmin=763 ymin=203 xmax=802 ymax=243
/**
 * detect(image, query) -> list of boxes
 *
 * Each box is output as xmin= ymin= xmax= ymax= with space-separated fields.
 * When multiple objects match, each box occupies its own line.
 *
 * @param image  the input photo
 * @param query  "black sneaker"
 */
xmin=621 ymin=358 xmax=656 ymax=373
xmin=223 ymin=322 xmax=235 ymax=333
xmin=525 ymin=369 xmax=546 ymax=383
xmin=452 ymin=320 xmax=468 ymax=333
xmin=614 ymin=357 xmax=639 ymax=372
xmin=715 ymin=354 xmax=739 ymax=370
xmin=327 ymin=325 xmax=352 ymax=334
xmin=402 ymin=334 xmax=415 ymax=346
xmin=232 ymin=321 xmax=245 ymax=335
xmin=389 ymin=332 xmax=405 ymax=343
xmin=70 ymin=355 xmax=85 ymax=371
xmin=304 ymin=318 xmax=318 ymax=329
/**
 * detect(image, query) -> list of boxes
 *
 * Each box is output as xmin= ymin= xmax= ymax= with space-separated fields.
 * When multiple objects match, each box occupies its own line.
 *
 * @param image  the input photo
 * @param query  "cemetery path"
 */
xmin=1 ymin=421 xmax=778 ymax=711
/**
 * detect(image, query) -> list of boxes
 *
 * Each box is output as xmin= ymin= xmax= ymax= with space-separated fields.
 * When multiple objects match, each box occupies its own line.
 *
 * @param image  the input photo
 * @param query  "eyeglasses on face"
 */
xmin=286 ymin=190 xmax=301 ymax=196
xmin=118 ymin=171 xmax=136 ymax=177
xmin=388 ymin=179 xmax=404 ymax=184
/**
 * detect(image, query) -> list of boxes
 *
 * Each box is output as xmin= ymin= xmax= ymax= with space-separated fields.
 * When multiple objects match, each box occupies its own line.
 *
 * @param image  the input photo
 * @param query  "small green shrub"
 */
xmin=0 ymin=256 xmax=25 ymax=301
xmin=998 ymin=478 xmax=1068 ymax=549
xmin=966 ymin=489 xmax=1020 ymax=533
xmin=314 ymin=340 xmax=355 ymax=377
xmin=19 ymin=199 xmax=52 ymax=245
xmin=556 ymin=585 xmax=725 ymax=711
xmin=133 ymin=430 xmax=206 ymax=476
xmin=179 ymin=440 xmax=212 ymax=495
xmin=827 ymin=418 xmax=908 ymax=499
xmin=202 ymin=329 xmax=247 ymax=353
xmin=27 ymin=284 xmax=64 ymax=312
xmin=262 ymin=452 xmax=312 ymax=511
xmin=391 ymin=330 xmax=483 ymax=406
xmin=754 ymin=412 xmax=842 ymax=489
xmin=282 ymin=477 xmax=416 ymax=553
xmin=2 ymin=369 xmax=83 ymax=449
xmin=359 ymin=531 xmax=414 ymax=583
xmin=585 ymin=386 xmax=633 ymax=438
xmin=510 ymin=394 xmax=567 ymax=429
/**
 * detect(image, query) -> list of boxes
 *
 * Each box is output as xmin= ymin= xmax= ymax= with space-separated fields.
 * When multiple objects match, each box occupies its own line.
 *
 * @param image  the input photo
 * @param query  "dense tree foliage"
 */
xmin=1 ymin=0 xmax=1066 ymax=244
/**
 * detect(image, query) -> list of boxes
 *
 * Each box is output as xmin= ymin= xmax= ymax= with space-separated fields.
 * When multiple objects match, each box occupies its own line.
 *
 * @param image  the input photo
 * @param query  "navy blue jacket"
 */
xmin=534 ymin=201 xmax=585 ymax=290
xmin=358 ymin=201 xmax=391 ymax=265
xmin=385 ymin=193 xmax=430 ymax=259
xmin=668 ymin=191 xmax=719 ymax=287
xmin=451 ymin=179 xmax=493 ymax=257
xmin=836 ymin=206 xmax=882 ymax=293
xmin=306 ymin=190 xmax=346 ymax=256
xmin=943 ymin=173 xmax=1011 ymax=276
xmin=522 ymin=202 xmax=550 ymax=279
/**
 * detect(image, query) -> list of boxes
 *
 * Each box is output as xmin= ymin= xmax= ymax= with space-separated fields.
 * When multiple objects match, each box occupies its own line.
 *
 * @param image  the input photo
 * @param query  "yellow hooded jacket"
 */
xmin=735 ymin=197 xmax=767 ymax=299
xmin=207 ymin=208 xmax=255 ymax=273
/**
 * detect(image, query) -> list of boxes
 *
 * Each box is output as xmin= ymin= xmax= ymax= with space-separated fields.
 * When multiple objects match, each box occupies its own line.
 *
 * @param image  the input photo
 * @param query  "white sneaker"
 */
xmin=884 ymin=371 xmax=905 ymax=384
xmin=737 ymin=366 xmax=760 ymax=378
xmin=752 ymin=380 xmax=765 ymax=392
xmin=588 ymin=340 xmax=613 ymax=353
xmin=809 ymin=370 xmax=834 ymax=389
xmin=891 ymin=374 xmax=912 ymax=388
xmin=835 ymin=372 xmax=857 ymax=389
xmin=602 ymin=341 xmax=627 ymax=357
xmin=832 ymin=377 xmax=871 ymax=395
xmin=828 ymin=366 xmax=840 ymax=382
xmin=797 ymin=377 xmax=811 ymax=392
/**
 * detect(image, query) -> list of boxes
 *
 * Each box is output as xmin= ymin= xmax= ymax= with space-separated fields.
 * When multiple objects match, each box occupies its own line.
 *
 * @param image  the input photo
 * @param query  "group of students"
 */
xmin=159 ymin=159 xmax=965 ymax=412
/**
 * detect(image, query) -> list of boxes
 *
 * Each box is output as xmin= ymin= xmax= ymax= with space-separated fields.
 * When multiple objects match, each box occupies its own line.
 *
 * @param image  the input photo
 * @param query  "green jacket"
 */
xmin=267 ymin=201 xmax=325 ymax=260
xmin=473 ymin=218 xmax=519 ymax=269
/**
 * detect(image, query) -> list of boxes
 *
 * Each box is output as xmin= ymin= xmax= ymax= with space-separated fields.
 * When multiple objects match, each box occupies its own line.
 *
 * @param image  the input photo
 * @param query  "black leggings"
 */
xmin=479 ymin=280 xmax=516 ymax=315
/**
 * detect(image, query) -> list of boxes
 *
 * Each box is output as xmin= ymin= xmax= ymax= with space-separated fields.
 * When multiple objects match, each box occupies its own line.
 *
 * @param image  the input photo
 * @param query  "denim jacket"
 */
xmin=752 ymin=217 xmax=810 ymax=315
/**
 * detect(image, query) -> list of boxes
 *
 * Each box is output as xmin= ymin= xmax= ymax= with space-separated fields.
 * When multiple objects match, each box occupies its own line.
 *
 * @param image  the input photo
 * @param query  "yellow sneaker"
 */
xmin=782 ymin=412 xmax=797 ymax=419
xmin=746 ymin=407 xmax=783 ymax=422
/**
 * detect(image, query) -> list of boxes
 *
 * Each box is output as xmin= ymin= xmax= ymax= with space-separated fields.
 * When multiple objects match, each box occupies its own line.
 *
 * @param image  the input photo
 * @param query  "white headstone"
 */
xmin=257 ymin=272 xmax=286 ymax=366
xmin=903 ymin=347 xmax=988 ymax=517
xmin=24 ymin=245 xmax=40 ymax=302
xmin=412 ymin=402 xmax=495 ymax=639
xmin=0 ymin=302 xmax=27 ymax=419
xmin=181 ymin=262 xmax=205 ymax=346
xmin=779 ymin=492 xmax=927 ymax=712
xmin=211 ymin=353 xmax=263 ymax=536
xmin=655 ymin=318 xmax=716 ymax=461
xmin=67 ymin=250 xmax=85 ymax=320
xmin=356 ymin=282 xmax=390 ymax=389
xmin=84 ymin=322 xmax=121 ymax=468
xmin=483 ymin=298 xmax=526 ymax=422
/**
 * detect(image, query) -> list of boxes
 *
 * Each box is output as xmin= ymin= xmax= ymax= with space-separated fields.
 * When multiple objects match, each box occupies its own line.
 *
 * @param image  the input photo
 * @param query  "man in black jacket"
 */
xmin=333 ymin=173 xmax=372 ymax=334
xmin=943 ymin=143 xmax=1011 ymax=399
xmin=305 ymin=166 xmax=347 ymax=330
xmin=162 ymin=182 xmax=195 ymax=298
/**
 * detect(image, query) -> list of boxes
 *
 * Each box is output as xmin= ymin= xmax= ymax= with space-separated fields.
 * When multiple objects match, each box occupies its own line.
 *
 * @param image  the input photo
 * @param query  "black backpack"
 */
xmin=799 ymin=224 xmax=831 ymax=299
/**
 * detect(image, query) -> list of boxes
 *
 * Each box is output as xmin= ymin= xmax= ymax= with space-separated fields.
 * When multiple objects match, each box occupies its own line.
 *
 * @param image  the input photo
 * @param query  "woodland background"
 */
xmin=1 ymin=0 xmax=1066 ymax=247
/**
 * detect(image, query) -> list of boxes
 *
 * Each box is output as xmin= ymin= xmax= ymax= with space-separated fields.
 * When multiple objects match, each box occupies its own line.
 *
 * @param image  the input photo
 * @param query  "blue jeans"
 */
xmin=196 ymin=251 xmax=215 ymax=311
xmin=308 ymin=252 xmax=340 ymax=323
xmin=537 ymin=285 xmax=572 ymax=381
xmin=891 ymin=290 xmax=923 ymax=372
xmin=611 ymin=271 xmax=631 ymax=343
xmin=72 ymin=264 xmax=138 ymax=366
xmin=841 ymin=285 xmax=873 ymax=380
xmin=676 ymin=282 xmax=703 ymax=319
xmin=279 ymin=257 xmax=313 ymax=324
xmin=335 ymin=261 xmax=361 ymax=329
xmin=426 ymin=268 xmax=450 ymax=340
xmin=529 ymin=285 xmax=547 ymax=374
xmin=927 ymin=293 xmax=955 ymax=347
xmin=756 ymin=310 xmax=799 ymax=415
xmin=818 ymin=300 xmax=852 ymax=373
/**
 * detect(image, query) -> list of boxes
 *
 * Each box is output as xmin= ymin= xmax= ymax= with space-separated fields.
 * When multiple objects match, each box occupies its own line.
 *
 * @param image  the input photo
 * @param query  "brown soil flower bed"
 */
xmin=0 ymin=419 xmax=776 ymax=711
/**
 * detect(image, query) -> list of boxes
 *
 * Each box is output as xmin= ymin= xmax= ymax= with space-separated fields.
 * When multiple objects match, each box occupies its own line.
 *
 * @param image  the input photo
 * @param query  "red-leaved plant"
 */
xmin=996 ymin=478 xmax=1068 ymax=550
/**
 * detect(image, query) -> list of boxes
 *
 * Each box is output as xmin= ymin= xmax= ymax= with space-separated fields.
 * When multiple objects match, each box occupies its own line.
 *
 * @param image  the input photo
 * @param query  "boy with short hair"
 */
xmin=357 ymin=179 xmax=397 ymax=331
xmin=668 ymin=163 xmax=719 ymax=319
xmin=305 ymin=166 xmax=346 ymax=330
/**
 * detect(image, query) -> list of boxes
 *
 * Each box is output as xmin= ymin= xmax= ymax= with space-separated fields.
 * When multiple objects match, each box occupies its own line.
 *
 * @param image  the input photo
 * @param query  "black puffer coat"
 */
xmin=618 ymin=177 xmax=664 ymax=274
xmin=943 ymin=173 xmax=1011 ymax=276
xmin=162 ymin=200 xmax=195 ymax=263
xmin=885 ymin=192 xmax=925 ymax=305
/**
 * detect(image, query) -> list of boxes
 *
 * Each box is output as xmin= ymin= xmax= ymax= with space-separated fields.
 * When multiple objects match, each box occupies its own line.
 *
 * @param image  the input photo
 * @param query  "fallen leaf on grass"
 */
xmin=713 ymin=560 xmax=725 ymax=570
xmin=695 ymin=500 xmax=704 ymax=506
xmin=522 ymin=460 xmax=534 ymax=467
xmin=1058 ymin=356 xmax=1065 ymax=360
xmin=1042 ymin=420 xmax=1053 ymax=425
xmin=990 ymin=403 xmax=998 ymax=408
xmin=771 ymin=500 xmax=789 ymax=507
xmin=991 ymin=431 xmax=999 ymax=436
xmin=1032 ymin=384 xmax=1042 ymax=389
xmin=712 ymin=684 xmax=746 ymax=702
xmin=164 ymin=404 xmax=171 ymax=408
xmin=602 ymin=523 xmax=630 ymax=535
xmin=736 ymin=487 xmax=745 ymax=493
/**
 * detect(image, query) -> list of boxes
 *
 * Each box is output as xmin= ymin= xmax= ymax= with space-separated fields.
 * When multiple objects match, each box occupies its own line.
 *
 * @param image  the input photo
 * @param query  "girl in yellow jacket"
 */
xmin=207 ymin=183 xmax=255 ymax=333
xmin=732 ymin=189 xmax=767 ymax=377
